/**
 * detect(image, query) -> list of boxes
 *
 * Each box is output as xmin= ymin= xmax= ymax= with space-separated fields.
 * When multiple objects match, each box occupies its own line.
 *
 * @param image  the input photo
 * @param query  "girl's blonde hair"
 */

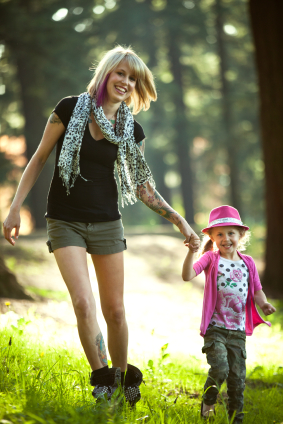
xmin=201 ymin=226 xmax=251 ymax=255
xmin=87 ymin=45 xmax=157 ymax=114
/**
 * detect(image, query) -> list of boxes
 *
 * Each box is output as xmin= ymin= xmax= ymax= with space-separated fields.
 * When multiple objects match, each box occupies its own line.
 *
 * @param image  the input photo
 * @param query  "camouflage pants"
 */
xmin=202 ymin=326 xmax=246 ymax=423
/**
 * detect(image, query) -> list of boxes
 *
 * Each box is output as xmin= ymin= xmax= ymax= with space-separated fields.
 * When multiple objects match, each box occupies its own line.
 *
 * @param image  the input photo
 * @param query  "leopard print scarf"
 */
xmin=58 ymin=92 xmax=155 ymax=206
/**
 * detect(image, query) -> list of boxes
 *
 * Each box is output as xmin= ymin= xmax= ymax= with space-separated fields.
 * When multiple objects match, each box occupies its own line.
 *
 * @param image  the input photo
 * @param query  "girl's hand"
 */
xmin=185 ymin=235 xmax=200 ymax=253
xmin=3 ymin=210 xmax=21 ymax=246
xmin=261 ymin=302 xmax=276 ymax=316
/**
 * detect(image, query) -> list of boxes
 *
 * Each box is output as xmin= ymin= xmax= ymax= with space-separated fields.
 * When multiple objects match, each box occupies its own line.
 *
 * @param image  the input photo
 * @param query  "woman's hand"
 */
xmin=3 ymin=209 xmax=21 ymax=246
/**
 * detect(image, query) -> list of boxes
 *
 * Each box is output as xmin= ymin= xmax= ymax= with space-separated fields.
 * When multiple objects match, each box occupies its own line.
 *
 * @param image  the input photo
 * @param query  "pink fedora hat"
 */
xmin=202 ymin=205 xmax=249 ymax=233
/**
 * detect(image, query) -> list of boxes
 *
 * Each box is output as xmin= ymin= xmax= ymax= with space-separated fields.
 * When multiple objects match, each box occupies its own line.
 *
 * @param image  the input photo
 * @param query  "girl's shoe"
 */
xmin=124 ymin=364 xmax=143 ymax=406
xmin=201 ymin=401 xmax=216 ymax=420
xmin=228 ymin=412 xmax=243 ymax=424
xmin=90 ymin=366 xmax=121 ymax=401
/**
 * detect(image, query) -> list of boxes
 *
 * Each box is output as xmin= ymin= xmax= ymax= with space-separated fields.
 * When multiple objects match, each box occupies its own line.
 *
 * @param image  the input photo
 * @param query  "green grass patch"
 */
xmin=26 ymin=287 xmax=69 ymax=302
xmin=0 ymin=315 xmax=283 ymax=423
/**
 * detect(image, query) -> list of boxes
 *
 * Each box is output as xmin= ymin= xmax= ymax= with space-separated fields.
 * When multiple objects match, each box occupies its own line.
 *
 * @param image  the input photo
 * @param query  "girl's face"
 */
xmin=210 ymin=226 xmax=241 ymax=258
xmin=106 ymin=59 xmax=137 ymax=105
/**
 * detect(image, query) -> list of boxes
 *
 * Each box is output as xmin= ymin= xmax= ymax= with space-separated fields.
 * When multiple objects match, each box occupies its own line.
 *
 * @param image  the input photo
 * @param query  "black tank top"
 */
xmin=45 ymin=96 xmax=145 ymax=223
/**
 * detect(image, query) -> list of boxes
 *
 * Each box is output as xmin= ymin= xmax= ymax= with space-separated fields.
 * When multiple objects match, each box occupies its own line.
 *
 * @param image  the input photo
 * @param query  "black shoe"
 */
xmin=124 ymin=364 xmax=143 ymax=406
xmin=201 ymin=401 xmax=216 ymax=421
xmin=90 ymin=366 xmax=121 ymax=401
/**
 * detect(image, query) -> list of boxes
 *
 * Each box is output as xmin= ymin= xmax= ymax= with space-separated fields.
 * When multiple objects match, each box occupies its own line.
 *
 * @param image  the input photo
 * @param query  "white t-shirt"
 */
xmin=208 ymin=256 xmax=249 ymax=331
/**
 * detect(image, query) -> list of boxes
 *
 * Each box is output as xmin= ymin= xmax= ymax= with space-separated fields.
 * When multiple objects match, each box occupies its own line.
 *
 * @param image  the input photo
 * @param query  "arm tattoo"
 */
xmin=49 ymin=112 xmax=62 ymax=125
xmin=95 ymin=332 xmax=108 ymax=367
xmin=138 ymin=139 xmax=145 ymax=155
xmin=88 ymin=117 xmax=92 ymax=123
xmin=137 ymin=183 xmax=182 ymax=227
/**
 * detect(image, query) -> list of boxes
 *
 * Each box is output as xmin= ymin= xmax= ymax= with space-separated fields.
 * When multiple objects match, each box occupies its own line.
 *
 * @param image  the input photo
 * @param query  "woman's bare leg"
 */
xmin=91 ymin=252 xmax=128 ymax=372
xmin=54 ymin=246 xmax=107 ymax=371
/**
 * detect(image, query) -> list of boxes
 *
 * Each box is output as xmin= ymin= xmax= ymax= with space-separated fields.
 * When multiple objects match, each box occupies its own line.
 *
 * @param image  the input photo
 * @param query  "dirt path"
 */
xmin=1 ymin=233 xmax=281 ymax=367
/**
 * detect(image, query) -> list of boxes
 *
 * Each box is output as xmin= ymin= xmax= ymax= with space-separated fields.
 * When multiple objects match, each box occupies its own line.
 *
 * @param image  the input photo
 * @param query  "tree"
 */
xmin=0 ymin=0 xmax=93 ymax=228
xmin=166 ymin=28 xmax=195 ymax=224
xmin=249 ymin=0 xmax=283 ymax=296
xmin=162 ymin=0 xmax=208 ymax=224
xmin=0 ymin=150 xmax=32 ymax=299
xmin=0 ymin=255 xmax=32 ymax=300
xmin=215 ymin=0 xmax=242 ymax=214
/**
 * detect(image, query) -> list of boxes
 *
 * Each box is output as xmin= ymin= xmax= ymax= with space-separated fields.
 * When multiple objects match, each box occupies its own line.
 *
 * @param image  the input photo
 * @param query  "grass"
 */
xmin=0 ymin=314 xmax=283 ymax=424
xmin=1 ymin=232 xmax=282 ymax=423
xmin=25 ymin=287 xmax=69 ymax=302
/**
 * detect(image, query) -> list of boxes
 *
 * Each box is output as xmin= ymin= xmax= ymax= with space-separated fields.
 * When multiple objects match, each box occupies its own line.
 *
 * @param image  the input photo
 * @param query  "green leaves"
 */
xmin=11 ymin=317 xmax=31 ymax=336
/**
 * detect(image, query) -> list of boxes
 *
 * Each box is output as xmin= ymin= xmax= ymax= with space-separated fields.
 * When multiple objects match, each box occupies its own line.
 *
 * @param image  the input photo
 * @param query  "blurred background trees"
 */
xmin=1 ymin=0 xmax=281 ymax=294
xmin=0 ymin=0 xmax=263 ymax=227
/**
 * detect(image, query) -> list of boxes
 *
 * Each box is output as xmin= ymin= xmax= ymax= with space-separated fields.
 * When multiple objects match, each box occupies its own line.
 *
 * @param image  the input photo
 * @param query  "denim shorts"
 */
xmin=46 ymin=218 xmax=127 ymax=255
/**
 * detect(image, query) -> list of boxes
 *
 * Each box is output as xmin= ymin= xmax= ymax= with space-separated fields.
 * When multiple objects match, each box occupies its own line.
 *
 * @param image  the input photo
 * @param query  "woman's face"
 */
xmin=106 ymin=59 xmax=137 ymax=104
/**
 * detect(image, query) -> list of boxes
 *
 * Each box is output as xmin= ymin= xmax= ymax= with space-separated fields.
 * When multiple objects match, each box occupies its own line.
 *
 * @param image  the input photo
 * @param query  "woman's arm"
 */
xmin=136 ymin=140 xmax=199 ymax=247
xmin=254 ymin=290 xmax=276 ymax=316
xmin=3 ymin=113 xmax=65 ymax=246
xmin=136 ymin=181 xmax=199 ymax=248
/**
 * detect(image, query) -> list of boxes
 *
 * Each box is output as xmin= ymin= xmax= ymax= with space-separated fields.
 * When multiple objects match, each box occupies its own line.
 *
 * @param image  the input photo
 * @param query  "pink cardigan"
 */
xmin=193 ymin=250 xmax=271 ymax=337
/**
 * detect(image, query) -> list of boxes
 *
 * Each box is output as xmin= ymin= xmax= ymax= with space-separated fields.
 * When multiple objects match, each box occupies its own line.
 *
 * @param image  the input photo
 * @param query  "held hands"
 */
xmin=3 ymin=210 xmax=21 ymax=246
xmin=261 ymin=302 xmax=276 ymax=316
xmin=178 ymin=220 xmax=200 ymax=253
xmin=184 ymin=234 xmax=201 ymax=253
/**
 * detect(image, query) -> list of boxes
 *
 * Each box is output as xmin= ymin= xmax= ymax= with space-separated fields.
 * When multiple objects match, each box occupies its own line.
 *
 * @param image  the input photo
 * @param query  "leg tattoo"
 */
xmin=95 ymin=332 xmax=108 ymax=367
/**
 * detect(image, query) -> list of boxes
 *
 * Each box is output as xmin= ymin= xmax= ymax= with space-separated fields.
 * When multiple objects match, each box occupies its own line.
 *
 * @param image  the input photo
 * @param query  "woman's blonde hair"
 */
xmin=87 ymin=45 xmax=157 ymax=114
xmin=200 ymin=226 xmax=251 ymax=256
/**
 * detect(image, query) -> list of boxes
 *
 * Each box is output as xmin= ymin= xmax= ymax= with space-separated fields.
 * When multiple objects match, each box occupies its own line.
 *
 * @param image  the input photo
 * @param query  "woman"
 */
xmin=3 ymin=46 xmax=199 ymax=404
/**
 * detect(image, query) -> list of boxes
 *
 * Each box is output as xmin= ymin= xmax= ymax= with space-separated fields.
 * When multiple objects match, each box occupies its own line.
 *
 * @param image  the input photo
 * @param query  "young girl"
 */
xmin=182 ymin=205 xmax=276 ymax=423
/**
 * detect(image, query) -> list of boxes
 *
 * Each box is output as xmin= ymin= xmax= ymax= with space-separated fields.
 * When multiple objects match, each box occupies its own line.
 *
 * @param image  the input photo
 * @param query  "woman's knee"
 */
xmin=103 ymin=305 xmax=125 ymax=327
xmin=73 ymin=296 xmax=95 ymax=320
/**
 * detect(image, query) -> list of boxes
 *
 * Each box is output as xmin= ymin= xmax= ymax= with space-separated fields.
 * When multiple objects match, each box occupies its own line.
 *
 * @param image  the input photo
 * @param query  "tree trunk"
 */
xmin=167 ymin=39 xmax=195 ymax=224
xmin=249 ymin=0 xmax=283 ymax=296
xmin=215 ymin=0 xmax=242 ymax=214
xmin=0 ymin=254 xmax=32 ymax=300
xmin=16 ymin=51 xmax=54 ymax=229
xmin=0 ymin=0 xmax=55 ymax=229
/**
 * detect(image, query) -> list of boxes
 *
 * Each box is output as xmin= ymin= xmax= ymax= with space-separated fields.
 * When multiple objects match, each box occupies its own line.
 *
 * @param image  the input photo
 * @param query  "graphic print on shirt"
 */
xmin=209 ymin=257 xmax=249 ymax=331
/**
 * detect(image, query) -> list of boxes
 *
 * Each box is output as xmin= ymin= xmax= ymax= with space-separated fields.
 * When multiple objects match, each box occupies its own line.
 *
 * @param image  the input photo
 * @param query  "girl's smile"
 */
xmin=210 ymin=226 xmax=241 ymax=260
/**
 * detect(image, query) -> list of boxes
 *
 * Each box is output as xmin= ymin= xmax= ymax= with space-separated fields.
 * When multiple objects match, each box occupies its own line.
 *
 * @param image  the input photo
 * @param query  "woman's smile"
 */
xmin=106 ymin=59 xmax=136 ymax=103
xmin=114 ymin=85 xmax=127 ymax=95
